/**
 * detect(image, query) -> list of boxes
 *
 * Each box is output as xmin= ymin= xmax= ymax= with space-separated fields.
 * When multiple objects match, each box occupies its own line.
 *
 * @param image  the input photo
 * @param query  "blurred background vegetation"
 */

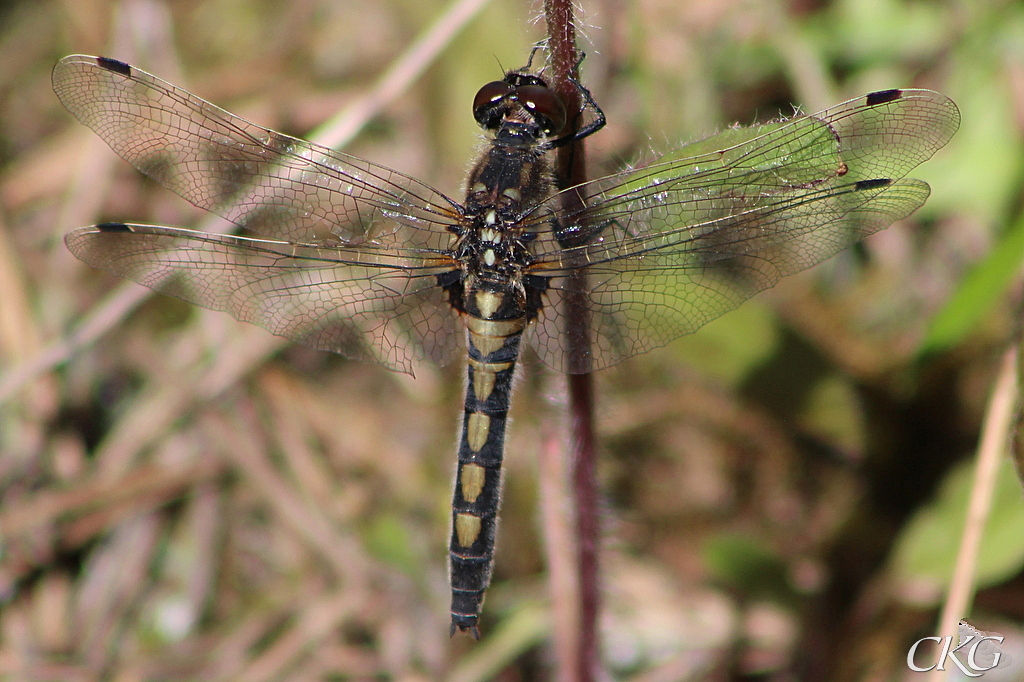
xmin=1 ymin=0 xmax=1023 ymax=679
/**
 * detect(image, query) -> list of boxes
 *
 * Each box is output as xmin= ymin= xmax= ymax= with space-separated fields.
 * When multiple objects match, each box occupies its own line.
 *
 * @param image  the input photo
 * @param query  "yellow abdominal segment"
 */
xmin=455 ymin=513 xmax=482 ymax=547
xmin=460 ymin=462 xmax=486 ymax=503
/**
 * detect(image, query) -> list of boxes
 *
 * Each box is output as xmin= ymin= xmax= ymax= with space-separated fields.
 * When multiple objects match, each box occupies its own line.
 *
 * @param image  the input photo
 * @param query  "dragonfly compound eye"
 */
xmin=473 ymin=81 xmax=514 ymax=129
xmin=514 ymin=84 xmax=567 ymax=136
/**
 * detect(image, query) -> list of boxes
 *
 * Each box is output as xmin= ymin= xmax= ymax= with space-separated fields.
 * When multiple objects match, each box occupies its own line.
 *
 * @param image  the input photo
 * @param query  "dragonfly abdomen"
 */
xmin=449 ymin=283 xmax=527 ymax=637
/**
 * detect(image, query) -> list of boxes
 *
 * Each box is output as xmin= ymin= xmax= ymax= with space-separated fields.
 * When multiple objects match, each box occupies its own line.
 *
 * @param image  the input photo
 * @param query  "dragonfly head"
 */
xmin=472 ymin=72 xmax=567 ymax=142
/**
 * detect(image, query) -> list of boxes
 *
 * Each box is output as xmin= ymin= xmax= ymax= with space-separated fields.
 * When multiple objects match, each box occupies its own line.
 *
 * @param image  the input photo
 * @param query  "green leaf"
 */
xmin=919 ymin=210 xmax=1024 ymax=356
xmin=702 ymin=533 xmax=792 ymax=601
xmin=890 ymin=457 xmax=1024 ymax=604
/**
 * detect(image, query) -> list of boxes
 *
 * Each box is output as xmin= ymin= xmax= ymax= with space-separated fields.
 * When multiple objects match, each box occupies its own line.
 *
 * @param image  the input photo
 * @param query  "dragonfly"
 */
xmin=52 ymin=53 xmax=959 ymax=637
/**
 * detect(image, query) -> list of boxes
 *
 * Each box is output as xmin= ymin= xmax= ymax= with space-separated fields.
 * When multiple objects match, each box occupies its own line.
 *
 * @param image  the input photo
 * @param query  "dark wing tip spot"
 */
xmin=855 ymin=178 xmax=893 ymax=191
xmin=96 ymin=56 xmax=132 ymax=77
xmin=865 ymin=89 xmax=902 ymax=106
xmin=96 ymin=222 xmax=133 ymax=233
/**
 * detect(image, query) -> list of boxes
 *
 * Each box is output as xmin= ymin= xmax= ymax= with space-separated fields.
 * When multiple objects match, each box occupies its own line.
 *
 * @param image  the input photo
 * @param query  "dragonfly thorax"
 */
xmin=493 ymin=119 xmax=546 ymax=149
xmin=456 ymin=221 xmax=533 ymax=281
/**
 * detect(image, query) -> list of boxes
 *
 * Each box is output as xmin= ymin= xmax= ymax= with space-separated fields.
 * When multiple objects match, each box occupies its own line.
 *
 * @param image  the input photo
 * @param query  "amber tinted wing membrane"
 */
xmin=54 ymin=55 xmax=464 ymax=372
xmin=526 ymin=89 xmax=960 ymax=373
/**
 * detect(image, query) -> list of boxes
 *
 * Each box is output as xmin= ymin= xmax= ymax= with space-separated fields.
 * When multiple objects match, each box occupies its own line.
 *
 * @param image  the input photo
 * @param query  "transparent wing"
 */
xmin=65 ymin=223 xmax=463 ymax=373
xmin=54 ymin=54 xmax=470 ymax=373
xmin=525 ymin=89 xmax=960 ymax=373
xmin=52 ymin=55 xmax=462 ymax=249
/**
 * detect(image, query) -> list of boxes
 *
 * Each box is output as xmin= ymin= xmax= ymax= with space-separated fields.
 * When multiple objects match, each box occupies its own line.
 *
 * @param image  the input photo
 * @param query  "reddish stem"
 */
xmin=543 ymin=1 xmax=601 ymax=680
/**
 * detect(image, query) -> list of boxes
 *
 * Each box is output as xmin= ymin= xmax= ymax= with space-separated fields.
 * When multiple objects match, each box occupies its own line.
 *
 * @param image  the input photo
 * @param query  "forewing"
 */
xmin=527 ymin=89 xmax=960 ymax=373
xmin=66 ymin=224 xmax=464 ymax=373
xmin=52 ymin=55 xmax=461 ymax=249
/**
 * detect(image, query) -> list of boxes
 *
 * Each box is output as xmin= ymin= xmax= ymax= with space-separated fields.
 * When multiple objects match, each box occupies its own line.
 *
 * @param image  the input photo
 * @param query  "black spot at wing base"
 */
xmin=854 ymin=178 xmax=893 ymax=191
xmin=96 ymin=57 xmax=132 ymax=77
xmin=437 ymin=269 xmax=466 ymax=314
xmin=96 ymin=222 xmax=133 ymax=233
xmin=866 ymin=89 xmax=901 ymax=106
xmin=524 ymin=274 xmax=550 ymax=322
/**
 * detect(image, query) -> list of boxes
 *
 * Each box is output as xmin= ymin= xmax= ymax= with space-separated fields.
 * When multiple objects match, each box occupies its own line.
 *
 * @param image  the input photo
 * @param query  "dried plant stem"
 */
xmin=544 ymin=0 xmax=602 ymax=679
xmin=928 ymin=344 xmax=1019 ymax=682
